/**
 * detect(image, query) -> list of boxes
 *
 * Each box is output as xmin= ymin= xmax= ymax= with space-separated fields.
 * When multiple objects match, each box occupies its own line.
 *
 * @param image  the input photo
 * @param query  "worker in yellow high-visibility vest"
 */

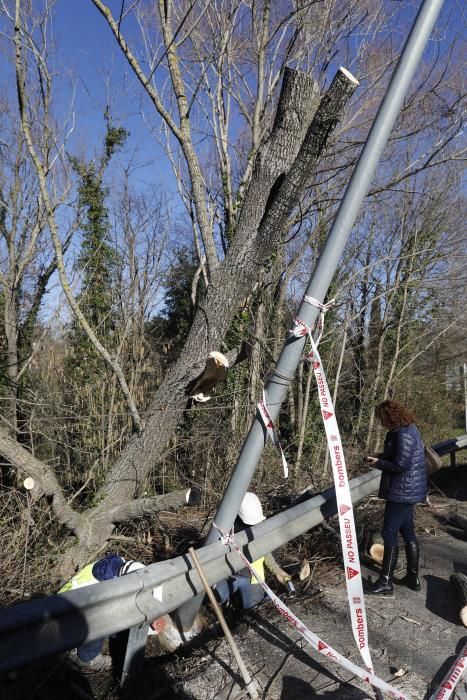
xmin=213 ymin=492 xmax=294 ymax=609
xmin=59 ymin=553 xmax=144 ymax=671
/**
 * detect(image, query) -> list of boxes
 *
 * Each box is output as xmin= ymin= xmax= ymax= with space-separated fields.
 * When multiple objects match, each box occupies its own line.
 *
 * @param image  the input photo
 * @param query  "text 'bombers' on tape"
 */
xmin=214 ymin=525 xmax=408 ymax=700
xmin=428 ymin=643 xmax=467 ymax=700
xmin=291 ymin=296 xmax=373 ymax=671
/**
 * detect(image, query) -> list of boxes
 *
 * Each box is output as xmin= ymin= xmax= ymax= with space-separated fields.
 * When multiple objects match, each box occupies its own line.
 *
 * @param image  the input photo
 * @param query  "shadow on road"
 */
xmin=280 ymin=675 xmax=369 ymax=699
xmin=424 ymin=574 xmax=459 ymax=625
xmin=423 ymin=635 xmax=467 ymax=700
xmin=247 ymin=609 xmax=340 ymax=683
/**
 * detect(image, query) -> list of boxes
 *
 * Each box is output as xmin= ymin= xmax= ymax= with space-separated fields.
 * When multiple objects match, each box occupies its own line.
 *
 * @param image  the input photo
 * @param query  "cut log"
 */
xmin=364 ymin=529 xmax=385 ymax=564
xmin=450 ymin=573 xmax=467 ymax=627
xmin=370 ymin=542 xmax=385 ymax=564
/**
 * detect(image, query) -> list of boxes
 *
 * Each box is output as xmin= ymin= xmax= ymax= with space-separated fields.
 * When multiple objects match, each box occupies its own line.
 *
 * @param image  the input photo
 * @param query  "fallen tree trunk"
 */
xmin=450 ymin=573 xmax=467 ymax=627
xmin=447 ymin=509 xmax=467 ymax=534
xmin=362 ymin=529 xmax=409 ymax=570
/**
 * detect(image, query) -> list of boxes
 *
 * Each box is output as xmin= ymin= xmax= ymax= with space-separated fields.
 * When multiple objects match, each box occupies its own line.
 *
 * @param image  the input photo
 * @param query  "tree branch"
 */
xmin=0 ymin=424 xmax=80 ymax=531
xmin=90 ymin=0 xmax=219 ymax=277
xmin=14 ymin=0 xmax=143 ymax=434
xmin=106 ymin=489 xmax=190 ymax=523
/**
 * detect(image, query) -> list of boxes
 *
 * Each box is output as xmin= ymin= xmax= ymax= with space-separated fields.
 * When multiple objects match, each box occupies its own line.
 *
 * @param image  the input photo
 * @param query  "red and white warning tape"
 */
xmin=428 ymin=642 xmax=467 ymax=700
xmin=257 ymin=390 xmax=289 ymax=478
xmin=214 ymin=524 xmax=408 ymax=700
xmin=291 ymin=295 xmax=373 ymax=672
xmin=228 ymin=293 xmax=462 ymax=700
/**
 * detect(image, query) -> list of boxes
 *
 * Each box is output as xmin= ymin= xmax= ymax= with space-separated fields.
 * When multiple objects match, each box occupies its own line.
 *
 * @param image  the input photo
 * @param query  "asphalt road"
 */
xmin=160 ymin=488 xmax=467 ymax=699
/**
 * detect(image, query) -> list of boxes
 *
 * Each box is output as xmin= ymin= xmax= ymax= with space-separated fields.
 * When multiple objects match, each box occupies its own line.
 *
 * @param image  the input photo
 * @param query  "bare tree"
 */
xmin=0 ymin=0 xmax=358 ymax=574
xmin=0 ymin=1 xmax=76 ymax=438
xmin=0 ymin=0 xmax=464 ymax=578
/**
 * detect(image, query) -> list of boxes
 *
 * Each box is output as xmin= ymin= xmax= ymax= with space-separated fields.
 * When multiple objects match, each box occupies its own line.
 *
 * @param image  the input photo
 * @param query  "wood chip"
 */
xmin=299 ymin=559 xmax=311 ymax=581
xmin=394 ymin=668 xmax=407 ymax=678
xmin=400 ymin=615 xmax=421 ymax=625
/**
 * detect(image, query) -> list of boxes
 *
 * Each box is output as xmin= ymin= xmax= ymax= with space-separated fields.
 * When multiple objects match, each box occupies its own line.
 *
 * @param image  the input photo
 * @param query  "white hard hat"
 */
xmin=238 ymin=492 xmax=265 ymax=525
xmin=119 ymin=560 xmax=145 ymax=576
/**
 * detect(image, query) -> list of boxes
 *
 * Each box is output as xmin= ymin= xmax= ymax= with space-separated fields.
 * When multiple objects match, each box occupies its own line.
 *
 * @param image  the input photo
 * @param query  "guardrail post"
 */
xmin=120 ymin=623 xmax=149 ymax=696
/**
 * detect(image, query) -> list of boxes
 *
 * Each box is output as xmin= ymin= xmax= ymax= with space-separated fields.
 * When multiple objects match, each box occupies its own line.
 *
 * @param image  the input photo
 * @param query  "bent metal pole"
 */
xmin=177 ymin=0 xmax=445 ymax=630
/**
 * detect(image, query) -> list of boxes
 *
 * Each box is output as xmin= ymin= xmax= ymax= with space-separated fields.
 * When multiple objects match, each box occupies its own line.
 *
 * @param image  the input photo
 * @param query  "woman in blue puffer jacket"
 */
xmin=364 ymin=400 xmax=427 ymax=596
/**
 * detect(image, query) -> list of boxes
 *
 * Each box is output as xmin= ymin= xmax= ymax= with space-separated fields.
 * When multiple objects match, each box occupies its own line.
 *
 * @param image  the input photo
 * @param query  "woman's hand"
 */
xmin=366 ymin=456 xmax=379 ymax=464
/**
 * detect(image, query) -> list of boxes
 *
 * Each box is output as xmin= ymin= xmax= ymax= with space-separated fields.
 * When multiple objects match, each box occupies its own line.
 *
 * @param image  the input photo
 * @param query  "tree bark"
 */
xmin=249 ymin=300 xmax=266 ymax=406
xmin=450 ymin=573 xmax=467 ymax=627
xmin=3 ymin=286 xmax=19 ymax=432
xmin=3 ymin=51 xmax=358 ymax=568
xmin=96 ymin=68 xmax=357 ymax=512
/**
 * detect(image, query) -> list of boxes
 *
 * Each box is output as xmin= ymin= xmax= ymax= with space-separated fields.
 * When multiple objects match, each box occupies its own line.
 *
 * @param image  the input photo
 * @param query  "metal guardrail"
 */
xmin=1 ymin=434 xmax=465 ymax=675
xmin=0 ymin=469 xmax=382 ymax=674
xmin=432 ymin=434 xmax=467 ymax=465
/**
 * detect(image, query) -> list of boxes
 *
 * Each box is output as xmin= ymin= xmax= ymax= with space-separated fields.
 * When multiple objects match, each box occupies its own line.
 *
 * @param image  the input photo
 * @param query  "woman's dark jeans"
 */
xmin=381 ymin=501 xmax=417 ymax=547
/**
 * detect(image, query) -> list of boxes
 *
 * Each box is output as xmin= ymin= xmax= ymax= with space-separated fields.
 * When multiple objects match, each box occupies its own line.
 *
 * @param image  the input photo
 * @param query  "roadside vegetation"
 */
xmin=0 ymin=0 xmax=465 ymax=604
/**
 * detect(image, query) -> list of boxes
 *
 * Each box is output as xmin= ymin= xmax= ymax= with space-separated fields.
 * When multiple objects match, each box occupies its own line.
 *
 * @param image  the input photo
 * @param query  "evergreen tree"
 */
xmin=64 ymin=123 xmax=127 ymax=484
xmin=67 ymin=125 xmax=127 ymax=381
xmin=146 ymin=247 xmax=199 ymax=367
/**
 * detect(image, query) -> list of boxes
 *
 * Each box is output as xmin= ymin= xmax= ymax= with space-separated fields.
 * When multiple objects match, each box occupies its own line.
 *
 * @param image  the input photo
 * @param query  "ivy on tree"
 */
xmin=64 ymin=122 xmax=128 ymax=483
xmin=67 ymin=124 xmax=128 ymax=382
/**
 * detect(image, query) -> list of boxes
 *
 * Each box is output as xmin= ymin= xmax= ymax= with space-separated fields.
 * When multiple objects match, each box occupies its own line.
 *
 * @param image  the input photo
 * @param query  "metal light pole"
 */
xmin=177 ymin=0 xmax=445 ymax=630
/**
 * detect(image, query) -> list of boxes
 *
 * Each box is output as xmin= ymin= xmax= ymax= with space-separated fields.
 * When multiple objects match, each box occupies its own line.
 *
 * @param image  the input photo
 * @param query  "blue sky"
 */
xmin=52 ymin=1 xmax=175 ymax=193
xmin=49 ymin=0 xmax=465 ymax=188
xmin=1 ymin=0 xmax=462 ymax=224
xmin=0 ymin=0 xmax=464 ymax=324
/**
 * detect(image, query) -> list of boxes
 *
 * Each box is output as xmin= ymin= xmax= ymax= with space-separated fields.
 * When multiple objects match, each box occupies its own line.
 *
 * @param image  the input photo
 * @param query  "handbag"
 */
xmin=424 ymin=444 xmax=442 ymax=476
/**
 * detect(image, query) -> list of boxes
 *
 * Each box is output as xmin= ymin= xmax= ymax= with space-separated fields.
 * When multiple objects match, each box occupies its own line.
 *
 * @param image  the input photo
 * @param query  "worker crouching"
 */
xmin=213 ymin=492 xmax=294 ymax=609
xmin=58 ymin=554 xmax=145 ymax=670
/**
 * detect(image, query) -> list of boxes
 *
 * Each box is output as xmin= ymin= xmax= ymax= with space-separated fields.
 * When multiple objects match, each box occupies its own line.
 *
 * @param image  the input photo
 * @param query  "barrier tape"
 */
xmin=257 ymin=390 xmax=289 ymax=478
xmin=214 ymin=525 xmax=408 ymax=700
xmin=428 ymin=642 xmax=467 ymax=700
xmin=291 ymin=297 xmax=373 ymax=672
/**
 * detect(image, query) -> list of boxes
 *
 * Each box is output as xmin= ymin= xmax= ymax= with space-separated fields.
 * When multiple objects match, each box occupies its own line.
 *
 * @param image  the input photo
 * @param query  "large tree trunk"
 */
xmin=3 ymin=285 xmax=19 ymax=432
xmin=249 ymin=300 xmax=266 ymax=407
xmin=96 ymin=68 xmax=357 ymax=508
xmin=2 ymin=65 xmax=358 ymax=574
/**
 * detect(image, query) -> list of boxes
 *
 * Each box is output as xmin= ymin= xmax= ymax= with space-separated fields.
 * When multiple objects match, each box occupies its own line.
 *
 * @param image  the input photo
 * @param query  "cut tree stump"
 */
xmin=450 ymin=572 xmax=467 ymax=627
xmin=364 ymin=530 xmax=385 ymax=564
xmin=362 ymin=529 xmax=410 ymax=568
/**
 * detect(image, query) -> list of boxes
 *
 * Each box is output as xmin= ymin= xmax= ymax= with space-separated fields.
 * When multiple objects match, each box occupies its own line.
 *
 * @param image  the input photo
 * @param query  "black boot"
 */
xmin=364 ymin=545 xmax=398 ymax=595
xmin=395 ymin=540 xmax=420 ymax=591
